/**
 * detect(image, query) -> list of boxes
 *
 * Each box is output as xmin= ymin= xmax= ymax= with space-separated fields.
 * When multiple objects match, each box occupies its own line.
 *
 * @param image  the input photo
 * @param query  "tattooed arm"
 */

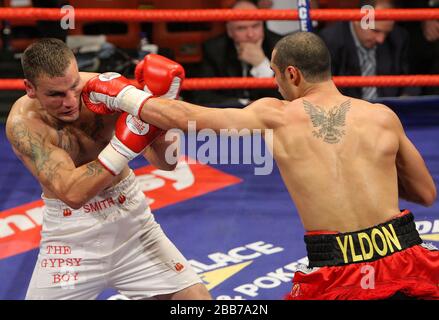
xmin=6 ymin=116 xmax=113 ymax=209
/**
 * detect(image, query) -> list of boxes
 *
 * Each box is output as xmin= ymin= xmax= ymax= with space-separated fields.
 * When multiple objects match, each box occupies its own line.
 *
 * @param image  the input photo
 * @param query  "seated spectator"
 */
xmin=319 ymin=0 xmax=419 ymax=100
xmin=190 ymin=0 xmax=282 ymax=107
xmin=395 ymin=0 xmax=439 ymax=95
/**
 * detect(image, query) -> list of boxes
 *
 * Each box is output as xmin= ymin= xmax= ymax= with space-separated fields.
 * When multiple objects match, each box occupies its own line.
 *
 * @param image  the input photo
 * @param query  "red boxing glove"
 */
xmin=98 ymin=112 xmax=162 ymax=175
xmin=82 ymin=72 xmax=152 ymax=117
xmin=135 ymin=54 xmax=185 ymax=100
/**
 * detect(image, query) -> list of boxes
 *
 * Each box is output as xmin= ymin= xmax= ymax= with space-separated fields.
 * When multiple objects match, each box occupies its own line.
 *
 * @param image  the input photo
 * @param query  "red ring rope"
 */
xmin=0 ymin=8 xmax=437 ymax=92
xmin=0 ymin=8 xmax=438 ymax=22
xmin=183 ymin=76 xmax=439 ymax=90
xmin=1 ymin=76 xmax=439 ymax=91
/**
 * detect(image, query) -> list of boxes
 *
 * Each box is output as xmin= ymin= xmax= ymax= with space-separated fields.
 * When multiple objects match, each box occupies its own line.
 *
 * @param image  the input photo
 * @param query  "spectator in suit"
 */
xmin=319 ymin=0 xmax=419 ymax=100
xmin=395 ymin=0 xmax=439 ymax=95
xmin=190 ymin=0 xmax=282 ymax=107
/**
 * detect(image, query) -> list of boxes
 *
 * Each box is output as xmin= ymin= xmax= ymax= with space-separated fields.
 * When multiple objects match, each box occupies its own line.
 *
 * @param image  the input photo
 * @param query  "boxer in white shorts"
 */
xmin=26 ymin=171 xmax=202 ymax=300
xmin=5 ymin=38 xmax=210 ymax=300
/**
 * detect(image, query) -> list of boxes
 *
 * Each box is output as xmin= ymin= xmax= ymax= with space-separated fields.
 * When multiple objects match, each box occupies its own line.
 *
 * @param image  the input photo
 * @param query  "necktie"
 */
xmin=361 ymin=49 xmax=378 ymax=101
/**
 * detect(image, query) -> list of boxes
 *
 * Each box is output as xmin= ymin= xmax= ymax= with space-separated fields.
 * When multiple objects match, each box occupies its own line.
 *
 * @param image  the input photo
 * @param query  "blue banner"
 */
xmin=297 ymin=0 xmax=313 ymax=32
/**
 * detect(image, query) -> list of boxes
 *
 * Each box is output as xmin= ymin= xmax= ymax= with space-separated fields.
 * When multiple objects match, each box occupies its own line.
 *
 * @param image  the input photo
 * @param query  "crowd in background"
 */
xmin=198 ymin=0 xmax=439 ymax=104
xmin=1 ymin=0 xmax=438 ymax=107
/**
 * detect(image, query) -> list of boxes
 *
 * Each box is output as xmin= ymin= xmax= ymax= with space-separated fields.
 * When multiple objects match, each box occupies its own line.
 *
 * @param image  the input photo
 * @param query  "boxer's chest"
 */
xmin=55 ymin=114 xmax=116 ymax=166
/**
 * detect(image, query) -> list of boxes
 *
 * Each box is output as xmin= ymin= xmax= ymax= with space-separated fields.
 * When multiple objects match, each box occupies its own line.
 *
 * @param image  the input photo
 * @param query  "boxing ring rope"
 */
xmin=1 ymin=7 xmax=438 ymax=91
xmin=179 ymin=76 xmax=439 ymax=90
xmin=2 ymin=76 xmax=439 ymax=91
xmin=0 ymin=8 xmax=439 ymax=21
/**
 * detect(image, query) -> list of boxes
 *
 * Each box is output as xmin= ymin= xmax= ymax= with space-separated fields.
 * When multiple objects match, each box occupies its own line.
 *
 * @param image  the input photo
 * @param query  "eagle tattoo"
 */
xmin=303 ymin=100 xmax=351 ymax=144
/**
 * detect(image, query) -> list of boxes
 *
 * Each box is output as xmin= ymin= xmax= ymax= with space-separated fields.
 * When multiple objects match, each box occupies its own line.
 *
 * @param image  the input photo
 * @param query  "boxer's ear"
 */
xmin=286 ymin=66 xmax=300 ymax=86
xmin=24 ymin=79 xmax=37 ymax=99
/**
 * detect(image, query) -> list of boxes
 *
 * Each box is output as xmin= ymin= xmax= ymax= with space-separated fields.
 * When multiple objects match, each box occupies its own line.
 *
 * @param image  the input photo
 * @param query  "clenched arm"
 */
xmin=6 ymin=117 xmax=114 ymax=209
xmin=393 ymin=114 xmax=437 ymax=206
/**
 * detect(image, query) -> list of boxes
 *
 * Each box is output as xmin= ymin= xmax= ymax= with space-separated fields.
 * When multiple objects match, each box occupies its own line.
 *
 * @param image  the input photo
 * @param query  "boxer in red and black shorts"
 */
xmin=80 ymin=32 xmax=438 ymax=300
xmin=287 ymin=210 xmax=439 ymax=300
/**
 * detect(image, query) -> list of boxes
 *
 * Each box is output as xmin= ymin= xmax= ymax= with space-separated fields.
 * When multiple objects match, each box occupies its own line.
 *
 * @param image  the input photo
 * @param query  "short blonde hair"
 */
xmin=21 ymin=38 xmax=75 ymax=85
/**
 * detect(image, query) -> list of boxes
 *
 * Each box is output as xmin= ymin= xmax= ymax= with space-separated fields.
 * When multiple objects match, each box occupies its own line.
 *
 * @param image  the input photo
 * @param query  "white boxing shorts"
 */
xmin=25 ymin=170 xmax=202 ymax=300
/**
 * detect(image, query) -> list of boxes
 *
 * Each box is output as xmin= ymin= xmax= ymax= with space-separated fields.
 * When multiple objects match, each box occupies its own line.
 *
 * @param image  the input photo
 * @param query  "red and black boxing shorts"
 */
xmin=287 ymin=210 xmax=439 ymax=300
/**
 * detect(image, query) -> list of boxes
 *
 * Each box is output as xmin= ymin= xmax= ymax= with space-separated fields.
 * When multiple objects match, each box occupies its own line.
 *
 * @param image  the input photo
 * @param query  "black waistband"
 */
xmin=304 ymin=211 xmax=422 ymax=267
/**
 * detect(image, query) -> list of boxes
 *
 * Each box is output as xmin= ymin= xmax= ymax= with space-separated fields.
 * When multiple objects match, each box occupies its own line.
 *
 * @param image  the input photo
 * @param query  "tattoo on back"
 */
xmin=303 ymin=100 xmax=351 ymax=144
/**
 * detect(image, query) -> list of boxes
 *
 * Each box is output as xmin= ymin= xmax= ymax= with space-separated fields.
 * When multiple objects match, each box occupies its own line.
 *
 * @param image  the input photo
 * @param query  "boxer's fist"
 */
xmin=98 ymin=112 xmax=162 ymax=175
xmin=82 ymin=72 xmax=152 ymax=117
xmin=135 ymin=54 xmax=185 ymax=99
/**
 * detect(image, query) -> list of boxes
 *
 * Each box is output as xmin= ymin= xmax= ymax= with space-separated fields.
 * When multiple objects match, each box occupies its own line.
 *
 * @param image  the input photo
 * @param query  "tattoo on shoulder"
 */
xmin=303 ymin=100 xmax=351 ymax=144
xmin=9 ymin=121 xmax=63 ymax=181
xmin=83 ymin=161 xmax=104 ymax=177
xmin=8 ymin=121 xmax=29 ymax=154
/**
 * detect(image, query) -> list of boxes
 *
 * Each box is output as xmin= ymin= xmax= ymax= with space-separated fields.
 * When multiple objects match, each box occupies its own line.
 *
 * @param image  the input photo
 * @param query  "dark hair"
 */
xmin=273 ymin=32 xmax=331 ymax=83
xmin=21 ymin=38 xmax=75 ymax=85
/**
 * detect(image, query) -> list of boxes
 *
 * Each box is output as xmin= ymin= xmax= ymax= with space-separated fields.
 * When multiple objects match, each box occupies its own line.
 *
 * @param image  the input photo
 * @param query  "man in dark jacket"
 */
xmin=191 ymin=0 xmax=282 ymax=107
xmin=395 ymin=0 xmax=439 ymax=95
xmin=33 ymin=0 xmax=69 ymax=40
xmin=319 ymin=0 xmax=419 ymax=100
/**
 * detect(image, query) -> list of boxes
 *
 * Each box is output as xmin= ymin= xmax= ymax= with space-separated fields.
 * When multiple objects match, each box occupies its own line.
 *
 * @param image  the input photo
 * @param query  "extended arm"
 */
xmin=82 ymin=55 xmax=285 ymax=133
xmin=138 ymin=97 xmax=283 ymax=134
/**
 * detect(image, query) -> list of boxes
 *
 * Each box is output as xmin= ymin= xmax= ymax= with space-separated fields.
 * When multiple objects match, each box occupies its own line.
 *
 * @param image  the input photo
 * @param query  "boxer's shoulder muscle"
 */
xmin=359 ymin=101 xmax=403 ymax=133
xmin=246 ymin=97 xmax=289 ymax=129
xmin=6 ymin=97 xmax=56 ymax=160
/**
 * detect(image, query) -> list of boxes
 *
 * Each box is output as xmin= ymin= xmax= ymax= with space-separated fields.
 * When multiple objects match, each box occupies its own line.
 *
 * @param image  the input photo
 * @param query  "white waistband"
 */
xmin=42 ymin=170 xmax=145 ymax=217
